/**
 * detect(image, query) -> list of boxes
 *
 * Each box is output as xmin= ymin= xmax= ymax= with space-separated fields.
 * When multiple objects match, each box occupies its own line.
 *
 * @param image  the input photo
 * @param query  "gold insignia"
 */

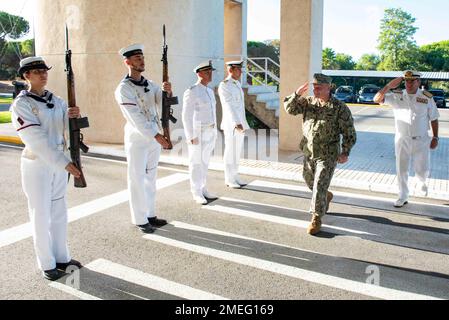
xmin=416 ymin=97 xmax=428 ymax=104
xmin=32 ymin=106 xmax=39 ymax=115
xmin=423 ymin=90 xmax=433 ymax=98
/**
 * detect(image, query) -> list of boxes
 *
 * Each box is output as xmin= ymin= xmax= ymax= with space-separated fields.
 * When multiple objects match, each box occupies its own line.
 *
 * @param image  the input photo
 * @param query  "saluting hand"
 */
xmin=295 ymin=82 xmax=309 ymax=97
xmin=68 ymin=106 xmax=80 ymax=118
xmin=65 ymin=162 xmax=81 ymax=178
xmin=191 ymin=138 xmax=199 ymax=145
xmin=387 ymin=77 xmax=403 ymax=90
xmin=162 ymin=82 xmax=172 ymax=96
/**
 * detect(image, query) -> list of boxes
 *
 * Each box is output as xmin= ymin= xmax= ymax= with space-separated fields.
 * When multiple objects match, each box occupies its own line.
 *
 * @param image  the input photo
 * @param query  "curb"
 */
xmin=0 ymin=135 xmax=22 ymax=145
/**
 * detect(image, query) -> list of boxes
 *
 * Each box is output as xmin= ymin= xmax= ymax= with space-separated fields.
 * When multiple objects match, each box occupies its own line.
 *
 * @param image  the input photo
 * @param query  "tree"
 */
xmin=322 ymin=47 xmax=337 ymax=69
xmin=355 ymin=54 xmax=381 ymax=70
xmin=0 ymin=12 xmax=30 ymax=79
xmin=335 ymin=53 xmax=355 ymax=70
xmin=417 ymin=40 xmax=449 ymax=72
xmin=377 ymin=8 xmax=419 ymax=71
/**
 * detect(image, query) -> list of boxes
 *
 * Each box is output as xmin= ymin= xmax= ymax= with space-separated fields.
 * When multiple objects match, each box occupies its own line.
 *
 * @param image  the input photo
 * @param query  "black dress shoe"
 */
xmin=56 ymin=259 xmax=83 ymax=271
xmin=148 ymin=217 xmax=168 ymax=227
xmin=137 ymin=223 xmax=155 ymax=233
xmin=42 ymin=268 xmax=65 ymax=281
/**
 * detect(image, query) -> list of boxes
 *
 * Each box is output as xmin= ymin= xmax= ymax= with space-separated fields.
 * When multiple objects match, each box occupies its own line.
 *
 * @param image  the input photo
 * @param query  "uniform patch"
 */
xmin=31 ymin=106 xmax=39 ymax=115
xmin=17 ymin=117 xmax=24 ymax=125
xmin=416 ymin=97 xmax=428 ymax=104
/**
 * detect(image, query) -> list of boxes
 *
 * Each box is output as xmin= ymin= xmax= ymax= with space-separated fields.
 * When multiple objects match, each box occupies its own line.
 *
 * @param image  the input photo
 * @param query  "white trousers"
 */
xmin=187 ymin=128 xmax=217 ymax=195
xmin=395 ymin=135 xmax=431 ymax=199
xmin=125 ymin=138 xmax=161 ymax=226
xmin=223 ymin=129 xmax=245 ymax=184
xmin=21 ymin=157 xmax=71 ymax=271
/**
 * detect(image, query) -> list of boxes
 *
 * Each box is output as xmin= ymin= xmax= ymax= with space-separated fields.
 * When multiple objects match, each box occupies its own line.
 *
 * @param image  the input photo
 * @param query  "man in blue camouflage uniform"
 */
xmin=284 ymin=73 xmax=357 ymax=235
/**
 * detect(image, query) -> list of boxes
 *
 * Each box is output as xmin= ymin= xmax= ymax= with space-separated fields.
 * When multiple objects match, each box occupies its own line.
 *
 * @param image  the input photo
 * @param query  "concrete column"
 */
xmin=279 ymin=0 xmax=323 ymax=151
xmin=35 ymin=0 xmax=224 ymax=144
xmin=224 ymin=0 xmax=245 ymax=64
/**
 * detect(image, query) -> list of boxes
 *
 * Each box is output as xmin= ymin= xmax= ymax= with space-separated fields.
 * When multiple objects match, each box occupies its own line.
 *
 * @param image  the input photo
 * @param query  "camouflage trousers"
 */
xmin=303 ymin=155 xmax=337 ymax=217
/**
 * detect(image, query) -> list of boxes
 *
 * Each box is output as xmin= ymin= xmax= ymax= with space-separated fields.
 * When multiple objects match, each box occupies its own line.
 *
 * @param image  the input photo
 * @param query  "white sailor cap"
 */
xmin=194 ymin=60 xmax=216 ymax=73
xmin=119 ymin=44 xmax=144 ymax=58
xmin=226 ymin=60 xmax=244 ymax=68
xmin=403 ymin=70 xmax=422 ymax=80
xmin=18 ymin=56 xmax=52 ymax=76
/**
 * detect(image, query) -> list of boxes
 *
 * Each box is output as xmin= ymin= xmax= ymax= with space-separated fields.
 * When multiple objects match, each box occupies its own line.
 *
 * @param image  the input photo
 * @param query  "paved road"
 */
xmin=348 ymin=105 xmax=449 ymax=137
xmin=0 ymin=143 xmax=448 ymax=302
xmin=0 ymin=104 xmax=10 ymax=112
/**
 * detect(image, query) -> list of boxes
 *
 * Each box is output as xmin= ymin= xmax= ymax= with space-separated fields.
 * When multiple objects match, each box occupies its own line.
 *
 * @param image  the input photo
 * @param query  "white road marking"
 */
xmin=248 ymin=180 xmax=449 ymax=210
xmin=82 ymin=155 xmax=189 ymax=173
xmin=85 ymin=259 xmax=227 ymax=300
xmin=49 ymin=282 xmax=101 ymax=300
xmin=144 ymin=222 xmax=442 ymax=300
xmin=0 ymin=174 xmax=189 ymax=249
xmin=204 ymin=202 xmax=375 ymax=236
xmin=352 ymin=107 xmax=370 ymax=115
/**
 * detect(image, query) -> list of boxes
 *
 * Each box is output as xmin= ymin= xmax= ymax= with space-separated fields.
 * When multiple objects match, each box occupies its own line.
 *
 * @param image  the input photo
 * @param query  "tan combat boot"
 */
xmin=326 ymin=191 xmax=334 ymax=213
xmin=307 ymin=215 xmax=322 ymax=235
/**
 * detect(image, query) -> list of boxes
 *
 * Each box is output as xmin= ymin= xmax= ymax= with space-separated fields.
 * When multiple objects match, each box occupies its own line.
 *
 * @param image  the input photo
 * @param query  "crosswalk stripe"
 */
xmin=204 ymin=199 xmax=375 ymax=236
xmin=49 ymin=282 xmax=102 ymax=300
xmin=248 ymin=180 xmax=449 ymax=217
xmin=0 ymin=173 xmax=189 ymax=249
xmin=144 ymin=221 xmax=442 ymax=300
xmin=86 ymin=259 xmax=228 ymax=300
xmin=249 ymin=179 xmax=448 ymax=209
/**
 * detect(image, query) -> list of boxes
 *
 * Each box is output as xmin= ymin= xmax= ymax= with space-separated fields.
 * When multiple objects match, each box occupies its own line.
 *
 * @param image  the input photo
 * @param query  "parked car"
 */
xmin=357 ymin=85 xmax=380 ymax=104
xmin=334 ymin=86 xmax=356 ymax=103
xmin=427 ymin=89 xmax=446 ymax=108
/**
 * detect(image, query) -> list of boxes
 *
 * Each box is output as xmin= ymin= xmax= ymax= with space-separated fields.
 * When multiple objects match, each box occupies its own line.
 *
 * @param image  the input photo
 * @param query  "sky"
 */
xmin=1 ymin=0 xmax=449 ymax=61
xmin=248 ymin=0 xmax=449 ymax=60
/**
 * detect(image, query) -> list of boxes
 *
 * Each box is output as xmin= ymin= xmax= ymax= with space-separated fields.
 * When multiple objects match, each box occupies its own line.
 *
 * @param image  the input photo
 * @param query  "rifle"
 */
xmin=161 ymin=24 xmax=178 ymax=150
xmin=65 ymin=25 xmax=89 ymax=188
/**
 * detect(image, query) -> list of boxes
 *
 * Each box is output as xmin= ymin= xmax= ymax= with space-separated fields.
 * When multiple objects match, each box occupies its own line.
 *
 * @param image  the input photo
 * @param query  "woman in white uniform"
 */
xmin=10 ymin=57 xmax=82 ymax=281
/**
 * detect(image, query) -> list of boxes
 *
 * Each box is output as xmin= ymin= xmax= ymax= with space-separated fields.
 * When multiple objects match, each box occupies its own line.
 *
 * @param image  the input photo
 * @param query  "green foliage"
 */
xmin=377 ymin=8 xmax=418 ymax=70
xmin=0 ymin=12 xmax=31 ymax=80
xmin=0 ymin=111 xmax=11 ymax=123
xmin=417 ymin=40 xmax=449 ymax=71
xmin=356 ymin=54 xmax=381 ymax=70
xmin=322 ymin=48 xmax=337 ymax=69
xmin=335 ymin=53 xmax=355 ymax=70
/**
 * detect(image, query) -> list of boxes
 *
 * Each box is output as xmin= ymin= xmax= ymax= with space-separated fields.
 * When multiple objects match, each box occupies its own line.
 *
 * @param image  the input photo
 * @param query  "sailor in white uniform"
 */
xmin=182 ymin=60 xmax=219 ymax=204
xmin=374 ymin=70 xmax=440 ymax=207
xmin=10 ymin=57 xmax=83 ymax=280
xmin=218 ymin=60 xmax=250 ymax=188
xmin=114 ymin=44 xmax=172 ymax=233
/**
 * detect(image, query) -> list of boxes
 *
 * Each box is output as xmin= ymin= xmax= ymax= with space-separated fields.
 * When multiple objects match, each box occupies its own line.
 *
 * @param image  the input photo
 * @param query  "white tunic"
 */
xmin=10 ymin=90 xmax=71 ymax=169
xmin=182 ymin=82 xmax=217 ymax=142
xmin=384 ymin=89 xmax=440 ymax=138
xmin=114 ymin=77 xmax=163 ymax=141
xmin=218 ymin=76 xmax=249 ymax=132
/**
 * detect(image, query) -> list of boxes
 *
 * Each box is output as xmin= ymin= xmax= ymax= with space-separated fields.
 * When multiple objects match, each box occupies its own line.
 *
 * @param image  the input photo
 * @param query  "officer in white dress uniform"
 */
xmin=10 ymin=57 xmax=83 ymax=280
xmin=374 ymin=70 xmax=440 ymax=207
xmin=218 ymin=60 xmax=250 ymax=188
xmin=182 ymin=60 xmax=219 ymax=204
xmin=114 ymin=44 xmax=172 ymax=233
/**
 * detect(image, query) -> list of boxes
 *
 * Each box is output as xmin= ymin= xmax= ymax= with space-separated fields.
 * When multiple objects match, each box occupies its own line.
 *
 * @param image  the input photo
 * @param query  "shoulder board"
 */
xmin=423 ymin=90 xmax=433 ymax=98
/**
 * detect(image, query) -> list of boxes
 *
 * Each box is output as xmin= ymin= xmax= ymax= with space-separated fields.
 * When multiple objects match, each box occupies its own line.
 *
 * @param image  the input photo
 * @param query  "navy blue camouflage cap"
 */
xmin=312 ymin=73 xmax=332 ymax=84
